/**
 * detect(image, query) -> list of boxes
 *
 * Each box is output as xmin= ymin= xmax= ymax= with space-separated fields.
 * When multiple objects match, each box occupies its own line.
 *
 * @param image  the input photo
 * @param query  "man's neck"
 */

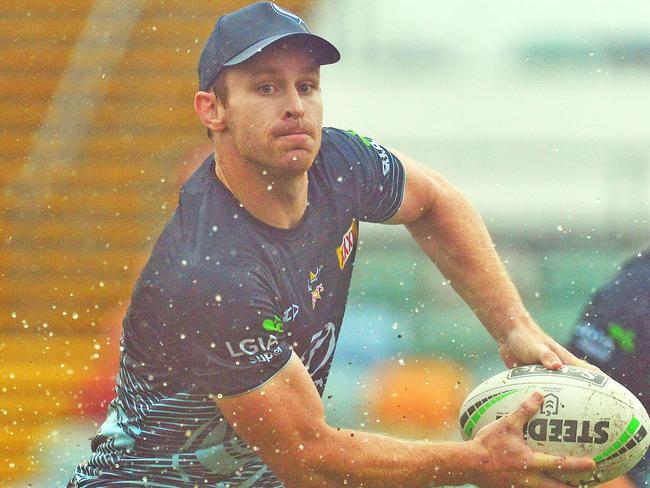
xmin=214 ymin=150 xmax=309 ymax=230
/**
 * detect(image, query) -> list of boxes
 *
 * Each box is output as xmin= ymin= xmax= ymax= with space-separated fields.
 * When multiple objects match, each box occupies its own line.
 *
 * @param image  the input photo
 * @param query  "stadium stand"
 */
xmin=0 ymin=1 xmax=310 ymax=485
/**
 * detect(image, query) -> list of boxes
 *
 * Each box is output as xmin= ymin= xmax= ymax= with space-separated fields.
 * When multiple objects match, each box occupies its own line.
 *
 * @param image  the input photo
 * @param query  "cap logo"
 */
xmin=271 ymin=3 xmax=308 ymax=28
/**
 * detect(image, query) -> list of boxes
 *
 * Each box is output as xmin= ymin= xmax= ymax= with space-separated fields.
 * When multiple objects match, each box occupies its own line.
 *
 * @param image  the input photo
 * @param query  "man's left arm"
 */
xmin=384 ymin=148 xmax=591 ymax=370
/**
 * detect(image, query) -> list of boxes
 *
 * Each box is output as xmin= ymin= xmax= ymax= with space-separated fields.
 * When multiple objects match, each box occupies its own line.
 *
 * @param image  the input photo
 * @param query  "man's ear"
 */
xmin=194 ymin=91 xmax=227 ymax=133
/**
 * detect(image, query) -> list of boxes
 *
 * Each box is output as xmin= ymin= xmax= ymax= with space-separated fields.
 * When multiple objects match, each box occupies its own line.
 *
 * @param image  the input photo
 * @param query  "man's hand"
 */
xmin=498 ymin=321 xmax=596 ymax=371
xmin=469 ymin=392 xmax=596 ymax=488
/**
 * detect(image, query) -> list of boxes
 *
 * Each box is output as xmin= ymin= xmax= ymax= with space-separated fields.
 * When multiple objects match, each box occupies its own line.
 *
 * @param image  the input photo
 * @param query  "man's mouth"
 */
xmin=275 ymin=131 xmax=313 ymax=149
xmin=278 ymin=131 xmax=309 ymax=139
xmin=273 ymin=123 xmax=313 ymax=139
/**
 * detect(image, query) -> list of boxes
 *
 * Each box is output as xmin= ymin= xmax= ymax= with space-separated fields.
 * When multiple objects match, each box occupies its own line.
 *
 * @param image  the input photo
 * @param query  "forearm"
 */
xmin=405 ymin=181 xmax=532 ymax=343
xmin=219 ymin=355 xmax=484 ymax=488
xmin=278 ymin=425 xmax=477 ymax=488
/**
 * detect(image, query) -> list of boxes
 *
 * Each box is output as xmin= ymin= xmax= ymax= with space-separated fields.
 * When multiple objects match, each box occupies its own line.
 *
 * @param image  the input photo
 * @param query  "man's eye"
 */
xmin=298 ymin=83 xmax=315 ymax=94
xmin=258 ymin=85 xmax=275 ymax=95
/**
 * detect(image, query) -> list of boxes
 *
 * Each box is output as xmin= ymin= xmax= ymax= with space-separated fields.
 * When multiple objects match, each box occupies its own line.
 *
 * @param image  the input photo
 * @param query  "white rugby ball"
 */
xmin=459 ymin=365 xmax=650 ymax=486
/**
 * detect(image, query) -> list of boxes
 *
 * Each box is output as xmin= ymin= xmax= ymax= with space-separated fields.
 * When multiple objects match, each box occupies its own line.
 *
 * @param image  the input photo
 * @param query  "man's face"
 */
xmin=220 ymin=43 xmax=323 ymax=176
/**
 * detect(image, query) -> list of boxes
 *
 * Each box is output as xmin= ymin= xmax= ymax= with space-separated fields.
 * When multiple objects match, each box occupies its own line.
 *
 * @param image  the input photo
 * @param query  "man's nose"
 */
xmin=284 ymin=88 xmax=304 ymax=119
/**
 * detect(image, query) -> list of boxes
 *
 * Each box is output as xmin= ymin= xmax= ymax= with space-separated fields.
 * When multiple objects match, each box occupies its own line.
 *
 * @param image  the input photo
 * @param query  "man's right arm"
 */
xmin=597 ymin=476 xmax=637 ymax=488
xmin=215 ymin=352 xmax=595 ymax=488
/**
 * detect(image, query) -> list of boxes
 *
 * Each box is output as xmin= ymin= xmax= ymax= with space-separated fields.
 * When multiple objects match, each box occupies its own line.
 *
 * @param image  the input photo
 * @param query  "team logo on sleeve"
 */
xmin=262 ymin=305 xmax=300 ymax=333
xmin=345 ymin=130 xmax=391 ymax=176
xmin=336 ymin=220 xmax=358 ymax=270
xmin=307 ymin=266 xmax=324 ymax=309
xmin=262 ymin=315 xmax=283 ymax=333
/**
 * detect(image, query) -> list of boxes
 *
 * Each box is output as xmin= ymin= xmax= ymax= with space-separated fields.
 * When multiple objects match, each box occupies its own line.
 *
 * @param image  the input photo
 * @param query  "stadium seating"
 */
xmin=0 ymin=1 xmax=311 ymax=485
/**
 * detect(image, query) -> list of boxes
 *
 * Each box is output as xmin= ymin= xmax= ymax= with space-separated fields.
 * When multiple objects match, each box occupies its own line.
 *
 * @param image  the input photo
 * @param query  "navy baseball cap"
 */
xmin=198 ymin=1 xmax=340 ymax=91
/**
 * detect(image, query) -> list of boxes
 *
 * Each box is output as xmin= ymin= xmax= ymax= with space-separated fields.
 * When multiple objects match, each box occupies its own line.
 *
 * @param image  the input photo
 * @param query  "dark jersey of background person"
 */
xmin=568 ymin=251 xmax=650 ymax=486
xmin=68 ymin=128 xmax=405 ymax=488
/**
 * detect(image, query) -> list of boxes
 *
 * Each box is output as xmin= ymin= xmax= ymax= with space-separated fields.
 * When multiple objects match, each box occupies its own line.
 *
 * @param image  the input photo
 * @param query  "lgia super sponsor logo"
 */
xmin=225 ymin=335 xmax=283 ymax=365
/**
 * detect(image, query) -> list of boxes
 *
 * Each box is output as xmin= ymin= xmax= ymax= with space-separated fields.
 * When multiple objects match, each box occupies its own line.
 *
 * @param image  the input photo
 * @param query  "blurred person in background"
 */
xmin=69 ymin=2 xmax=596 ymax=487
xmin=568 ymin=250 xmax=649 ymax=487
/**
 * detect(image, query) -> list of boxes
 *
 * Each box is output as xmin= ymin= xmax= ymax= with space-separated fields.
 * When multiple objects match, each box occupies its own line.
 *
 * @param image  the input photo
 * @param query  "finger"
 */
xmin=540 ymin=349 xmax=563 ymax=370
xmin=568 ymin=356 xmax=599 ymax=372
xmin=551 ymin=343 xmax=603 ymax=372
xmin=557 ymin=350 xmax=601 ymax=372
xmin=509 ymin=391 xmax=544 ymax=430
xmin=531 ymin=452 xmax=596 ymax=473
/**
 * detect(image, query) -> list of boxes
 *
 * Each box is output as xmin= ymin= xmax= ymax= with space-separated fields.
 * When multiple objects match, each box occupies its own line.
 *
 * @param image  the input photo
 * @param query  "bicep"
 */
xmin=383 ymin=148 xmax=446 ymax=225
xmin=215 ymin=351 xmax=329 ymax=484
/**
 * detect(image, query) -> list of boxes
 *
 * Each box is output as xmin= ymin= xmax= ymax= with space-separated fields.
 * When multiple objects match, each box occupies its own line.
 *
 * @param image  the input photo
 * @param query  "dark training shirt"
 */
xmin=69 ymin=128 xmax=405 ymax=487
xmin=569 ymin=251 xmax=650 ymax=485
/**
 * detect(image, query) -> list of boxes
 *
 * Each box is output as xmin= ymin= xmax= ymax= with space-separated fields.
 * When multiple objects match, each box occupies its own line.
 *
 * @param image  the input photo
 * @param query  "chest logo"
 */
xmin=307 ymin=266 xmax=324 ymax=309
xmin=336 ymin=219 xmax=358 ymax=270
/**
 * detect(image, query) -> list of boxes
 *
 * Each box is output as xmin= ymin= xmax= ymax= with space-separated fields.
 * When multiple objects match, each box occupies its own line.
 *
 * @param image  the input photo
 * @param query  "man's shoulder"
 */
xmin=319 ymin=127 xmax=373 ymax=155
xmin=316 ymin=126 xmax=380 ymax=178
xmin=179 ymin=154 xmax=215 ymax=196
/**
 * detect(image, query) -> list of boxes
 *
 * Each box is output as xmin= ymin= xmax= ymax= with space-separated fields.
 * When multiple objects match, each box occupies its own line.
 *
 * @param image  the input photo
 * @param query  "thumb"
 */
xmin=509 ymin=391 xmax=543 ymax=431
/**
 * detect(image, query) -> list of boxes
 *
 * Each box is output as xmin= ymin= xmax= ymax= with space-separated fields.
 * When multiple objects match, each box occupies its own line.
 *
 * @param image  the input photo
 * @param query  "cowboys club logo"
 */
xmin=307 ymin=266 xmax=324 ymax=309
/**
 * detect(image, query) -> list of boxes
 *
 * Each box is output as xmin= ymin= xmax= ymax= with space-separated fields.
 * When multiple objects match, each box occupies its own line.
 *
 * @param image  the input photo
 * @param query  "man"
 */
xmin=568 ymin=250 xmax=649 ymax=487
xmin=69 ymin=2 xmax=596 ymax=487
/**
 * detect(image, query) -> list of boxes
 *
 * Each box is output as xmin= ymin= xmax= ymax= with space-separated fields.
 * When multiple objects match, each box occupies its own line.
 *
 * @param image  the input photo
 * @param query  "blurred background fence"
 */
xmin=0 ymin=0 xmax=648 ymax=486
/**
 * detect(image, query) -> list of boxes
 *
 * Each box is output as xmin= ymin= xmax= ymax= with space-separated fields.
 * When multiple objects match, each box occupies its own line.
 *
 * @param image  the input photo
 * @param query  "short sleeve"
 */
xmin=322 ymin=128 xmax=405 ymax=223
xmin=176 ymin=265 xmax=292 ymax=397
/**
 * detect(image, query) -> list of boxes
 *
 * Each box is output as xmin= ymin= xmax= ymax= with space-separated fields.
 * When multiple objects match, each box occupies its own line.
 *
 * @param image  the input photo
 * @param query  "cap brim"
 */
xmin=223 ymin=32 xmax=340 ymax=67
